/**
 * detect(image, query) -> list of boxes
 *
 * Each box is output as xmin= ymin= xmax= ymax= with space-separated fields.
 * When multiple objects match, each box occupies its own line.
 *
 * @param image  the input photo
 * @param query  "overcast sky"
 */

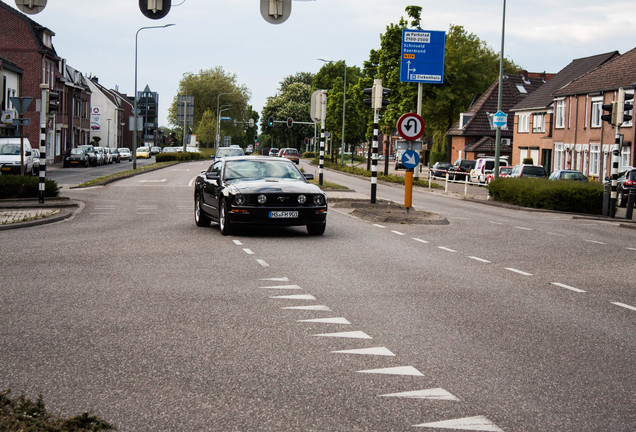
xmin=10 ymin=0 xmax=636 ymax=128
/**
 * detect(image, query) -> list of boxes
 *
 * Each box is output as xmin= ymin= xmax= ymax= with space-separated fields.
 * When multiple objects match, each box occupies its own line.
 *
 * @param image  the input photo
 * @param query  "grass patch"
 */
xmin=0 ymin=389 xmax=114 ymax=431
xmin=76 ymin=162 xmax=179 ymax=187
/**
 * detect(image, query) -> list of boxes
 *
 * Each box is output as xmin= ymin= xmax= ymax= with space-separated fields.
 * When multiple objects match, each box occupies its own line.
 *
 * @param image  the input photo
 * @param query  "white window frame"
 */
xmin=555 ymin=99 xmax=565 ymax=129
xmin=621 ymin=146 xmax=631 ymax=169
xmin=532 ymin=113 xmax=545 ymax=133
xmin=589 ymin=144 xmax=600 ymax=177
xmin=590 ymin=97 xmax=603 ymax=128
xmin=518 ymin=114 xmax=529 ymax=133
xmin=554 ymin=143 xmax=564 ymax=170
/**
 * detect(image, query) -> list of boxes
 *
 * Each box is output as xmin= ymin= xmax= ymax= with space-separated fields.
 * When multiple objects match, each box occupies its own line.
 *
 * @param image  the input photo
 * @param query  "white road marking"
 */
xmin=612 ymin=302 xmax=636 ymax=312
xmin=94 ymin=206 xmax=116 ymax=210
xmin=357 ymin=366 xmax=423 ymax=376
xmin=391 ymin=230 xmax=405 ymax=236
xmin=438 ymin=246 xmax=457 ymax=253
xmin=256 ymin=259 xmax=269 ymax=267
xmin=585 ymin=239 xmax=606 ymax=245
xmin=282 ymin=305 xmax=332 ymax=311
xmin=489 ymin=221 xmax=504 ymax=225
xmin=332 ymin=347 xmax=395 ymax=356
xmin=373 ymin=223 xmax=386 ymax=228
xmin=314 ymin=331 xmax=372 ymax=339
xmin=298 ymin=317 xmax=351 ymax=324
xmin=469 ymin=256 xmax=491 ymax=263
xmin=380 ymin=388 xmax=460 ymax=401
xmin=188 ymin=178 xmax=195 ymax=187
xmin=515 ymin=226 xmax=533 ymax=231
xmin=233 ymin=240 xmax=243 ymax=245
xmin=139 ymin=179 xmax=166 ymax=183
xmin=260 ymin=284 xmax=302 ymax=290
xmin=412 ymin=238 xmax=429 ymax=244
xmin=261 ymin=277 xmax=289 ymax=281
xmin=551 ymin=282 xmax=586 ymax=293
xmin=243 ymin=248 xmax=254 ymax=255
xmin=270 ymin=294 xmax=317 ymax=300
xmin=547 ymin=232 xmax=564 ymax=236
xmin=413 ymin=415 xmax=504 ymax=431
xmin=627 ymin=247 xmax=636 ymax=251
xmin=505 ymin=268 xmax=533 ymax=276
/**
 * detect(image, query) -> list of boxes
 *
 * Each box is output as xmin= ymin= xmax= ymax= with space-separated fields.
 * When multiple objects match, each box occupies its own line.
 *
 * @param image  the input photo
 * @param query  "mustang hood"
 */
xmin=230 ymin=179 xmax=323 ymax=195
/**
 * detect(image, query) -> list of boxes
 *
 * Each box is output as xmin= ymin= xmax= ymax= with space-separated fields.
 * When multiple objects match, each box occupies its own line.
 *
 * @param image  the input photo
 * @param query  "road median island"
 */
xmin=329 ymin=197 xmax=449 ymax=225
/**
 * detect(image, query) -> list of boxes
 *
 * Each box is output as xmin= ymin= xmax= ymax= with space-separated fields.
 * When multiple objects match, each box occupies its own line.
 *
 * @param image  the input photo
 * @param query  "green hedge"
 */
xmin=487 ymin=178 xmax=604 ymax=214
xmin=155 ymin=152 xmax=206 ymax=163
xmin=0 ymin=175 xmax=59 ymax=199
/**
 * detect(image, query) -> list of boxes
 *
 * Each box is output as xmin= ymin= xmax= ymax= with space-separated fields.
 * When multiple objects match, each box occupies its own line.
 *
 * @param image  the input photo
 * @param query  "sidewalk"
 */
xmin=0 ymin=198 xmax=80 ymax=230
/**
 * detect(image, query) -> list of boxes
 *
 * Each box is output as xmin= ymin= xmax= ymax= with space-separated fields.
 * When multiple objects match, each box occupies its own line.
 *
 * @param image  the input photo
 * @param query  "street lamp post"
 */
xmin=216 ymin=92 xmax=232 ymax=147
xmin=134 ymin=23 xmax=175 ymax=169
xmin=318 ymin=58 xmax=347 ymax=166
xmin=217 ymin=105 xmax=232 ymax=147
xmin=107 ymin=118 xmax=111 ymax=148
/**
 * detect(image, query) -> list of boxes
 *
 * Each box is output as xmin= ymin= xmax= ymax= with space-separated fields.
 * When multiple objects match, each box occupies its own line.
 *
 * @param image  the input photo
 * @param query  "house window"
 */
xmin=554 ymin=143 xmax=564 ymax=170
xmin=555 ymin=100 xmax=565 ymax=128
xmin=590 ymin=97 xmax=603 ymax=128
xmin=532 ymin=114 xmax=545 ymax=133
xmin=621 ymin=146 xmax=631 ymax=169
xmin=518 ymin=114 xmax=529 ymax=133
xmin=590 ymin=144 xmax=600 ymax=176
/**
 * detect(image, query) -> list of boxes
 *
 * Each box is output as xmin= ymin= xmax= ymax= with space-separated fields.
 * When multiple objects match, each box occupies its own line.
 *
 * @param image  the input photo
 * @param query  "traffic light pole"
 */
xmin=319 ymin=91 xmax=327 ymax=186
xmin=39 ymin=84 xmax=48 ymax=204
xmin=370 ymin=108 xmax=379 ymax=203
xmin=609 ymin=126 xmax=621 ymax=218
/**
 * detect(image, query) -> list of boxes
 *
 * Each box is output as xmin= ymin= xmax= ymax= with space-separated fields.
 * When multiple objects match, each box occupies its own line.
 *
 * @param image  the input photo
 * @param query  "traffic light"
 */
xmin=601 ymin=101 xmax=617 ymax=126
xmin=617 ymin=88 xmax=633 ymax=125
xmin=260 ymin=0 xmax=291 ymax=24
xmin=363 ymin=79 xmax=391 ymax=110
xmin=48 ymin=91 xmax=59 ymax=114
xmin=363 ymin=87 xmax=374 ymax=107
xmin=254 ymin=135 xmax=258 ymax=143
xmin=139 ymin=0 xmax=171 ymax=19
xmin=267 ymin=116 xmax=274 ymax=127
xmin=287 ymin=117 xmax=293 ymax=128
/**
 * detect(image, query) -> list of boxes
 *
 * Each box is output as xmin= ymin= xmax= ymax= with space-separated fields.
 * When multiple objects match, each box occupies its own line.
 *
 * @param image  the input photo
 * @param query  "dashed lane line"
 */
xmin=468 ymin=256 xmax=491 ymax=263
xmin=438 ymin=246 xmax=457 ymax=253
xmin=585 ymin=239 xmax=606 ymax=245
xmin=392 ymin=230 xmax=406 ymax=236
xmin=505 ymin=268 xmax=533 ymax=276
xmin=612 ymin=302 xmax=636 ymax=312
xmin=551 ymin=282 xmax=586 ymax=293
xmin=412 ymin=238 xmax=429 ymax=244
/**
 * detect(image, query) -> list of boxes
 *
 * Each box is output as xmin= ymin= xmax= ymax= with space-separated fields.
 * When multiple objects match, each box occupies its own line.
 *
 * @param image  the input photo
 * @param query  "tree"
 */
xmin=168 ymin=66 xmax=251 ymax=147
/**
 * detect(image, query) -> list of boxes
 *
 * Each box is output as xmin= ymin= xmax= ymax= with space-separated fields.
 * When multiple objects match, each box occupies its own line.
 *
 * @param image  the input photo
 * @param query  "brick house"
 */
xmin=446 ymin=71 xmax=548 ymax=163
xmin=0 ymin=1 xmax=59 ymax=156
xmin=552 ymin=47 xmax=636 ymax=180
xmin=0 ymin=54 xmax=23 ymax=137
xmin=58 ymin=60 xmax=92 ymax=159
xmin=510 ymin=52 xmax=618 ymax=171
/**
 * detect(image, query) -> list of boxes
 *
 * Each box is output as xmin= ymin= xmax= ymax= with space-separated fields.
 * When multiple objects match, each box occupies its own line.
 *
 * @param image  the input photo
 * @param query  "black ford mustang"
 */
xmin=194 ymin=156 xmax=327 ymax=235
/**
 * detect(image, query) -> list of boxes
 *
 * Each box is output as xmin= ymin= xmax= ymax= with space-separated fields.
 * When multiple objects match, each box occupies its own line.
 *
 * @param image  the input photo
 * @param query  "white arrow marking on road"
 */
xmin=260 ymin=277 xmax=289 ymax=281
xmin=260 ymin=284 xmax=302 ymax=290
xmin=314 ymin=331 xmax=372 ymax=339
xmin=298 ymin=317 xmax=351 ymax=324
xmin=380 ymin=388 xmax=460 ymax=401
xmin=413 ymin=415 xmax=504 ymax=431
xmin=282 ymin=305 xmax=332 ymax=311
xmin=270 ymin=294 xmax=316 ymax=300
xmin=332 ymin=347 xmax=395 ymax=356
xmin=357 ymin=366 xmax=423 ymax=376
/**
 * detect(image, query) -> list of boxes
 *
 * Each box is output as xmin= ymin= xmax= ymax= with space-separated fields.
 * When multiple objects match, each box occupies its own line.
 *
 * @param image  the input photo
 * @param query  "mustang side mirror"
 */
xmin=303 ymin=173 xmax=314 ymax=180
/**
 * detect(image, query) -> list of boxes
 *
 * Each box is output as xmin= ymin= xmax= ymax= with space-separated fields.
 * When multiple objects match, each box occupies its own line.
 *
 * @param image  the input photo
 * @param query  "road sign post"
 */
xmin=396 ymin=113 xmax=425 ymax=211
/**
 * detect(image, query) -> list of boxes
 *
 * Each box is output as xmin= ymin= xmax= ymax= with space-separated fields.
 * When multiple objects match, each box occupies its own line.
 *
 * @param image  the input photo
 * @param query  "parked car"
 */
xmin=268 ymin=148 xmax=279 ymax=157
xmin=63 ymin=148 xmax=90 ymax=168
xmin=150 ymin=146 xmax=162 ymax=155
xmin=136 ymin=147 xmax=151 ymax=159
xmin=78 ymin=145 xmax=99 ymax=166
xmin=109 ymin=148 xmax=121 ymax=163
xmin=118 ymin=147 xmax=132 ymax=161
xmin=430 ymin=161 xmax=451 ymax=178
xmin=162 ymin=146 xmax=181 ymax=153
xmin=485 ymin=166 xmax=513 ymax=184
xmin=470 ymin=157 xmax=509 ymax=184
xmin=92 ymin=146 xmax=106 ymax=165
xmin=0 ymin=137 xmax=37 ymax=175
xmin=394 ymin=150 xmax=406 ymax=170
xmin=279 ymin=148 xmax=300 ymax=164
xmin=213 ymin=147 xmax=245 ymax=159
xmin=548 ymin=170 xmax=587 ymax=182
xmin=100 ymin=147 xmax=113 ymax=164
xmin=31 ymin=148 xmax=40 ymax=174
xmin=509 ymin=164 xmax=547 ymax=178
xmin=448 ymin=158 xmax=476 ymax=181
xmin=194 ymin=156 xmax=327 ymax=235
xmin=246 ymin=144 xmax=254 ymax=155
xmin=616 ymin=167 xmax=636 ymax=207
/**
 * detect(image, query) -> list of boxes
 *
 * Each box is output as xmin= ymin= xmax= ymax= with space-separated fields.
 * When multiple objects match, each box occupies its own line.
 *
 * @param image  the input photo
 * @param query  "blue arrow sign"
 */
xmin=400 ymin=29 xmax=446 ymax=84
xmin=401 ymin=149 xmax=420 ymax=169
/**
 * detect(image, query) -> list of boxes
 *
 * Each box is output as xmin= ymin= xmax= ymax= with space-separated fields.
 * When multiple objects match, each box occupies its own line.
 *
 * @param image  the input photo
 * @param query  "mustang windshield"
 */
xmin=224 ymin=160 xmax=304 ymax=181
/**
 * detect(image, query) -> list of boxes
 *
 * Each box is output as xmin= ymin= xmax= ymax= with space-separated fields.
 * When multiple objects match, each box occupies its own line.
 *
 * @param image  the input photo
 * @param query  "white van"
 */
xmin=0 ymin=137 xmax=37 ymax=176
xmin=470 ymin=157 xmax=509 ymax=184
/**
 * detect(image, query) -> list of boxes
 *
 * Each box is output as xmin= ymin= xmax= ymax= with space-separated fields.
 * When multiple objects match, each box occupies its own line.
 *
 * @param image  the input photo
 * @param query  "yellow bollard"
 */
xmin=405 ymin=169 xmax=413 ymax=211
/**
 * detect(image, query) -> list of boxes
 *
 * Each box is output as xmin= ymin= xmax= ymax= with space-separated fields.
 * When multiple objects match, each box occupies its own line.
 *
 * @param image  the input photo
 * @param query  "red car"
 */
xmin=485 ymin=166 xmax=513 ymax=184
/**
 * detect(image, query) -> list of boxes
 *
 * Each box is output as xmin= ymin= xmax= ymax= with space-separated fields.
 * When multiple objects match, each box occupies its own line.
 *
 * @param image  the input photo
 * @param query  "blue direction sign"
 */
xmin=493 ymin=110 xmax=508 ymax=128
xmin=401 ymin=149 xmax=420 ymax=169
xmin=400 ymin=29 xmax=446 ymax=84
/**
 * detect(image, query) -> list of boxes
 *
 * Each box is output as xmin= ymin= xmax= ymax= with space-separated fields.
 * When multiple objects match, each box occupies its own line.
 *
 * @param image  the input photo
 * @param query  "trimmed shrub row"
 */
xmin=0 ymin=175 xmax=59 ymax=199
xmin=487 ymin=178 xmax=604 ymax=214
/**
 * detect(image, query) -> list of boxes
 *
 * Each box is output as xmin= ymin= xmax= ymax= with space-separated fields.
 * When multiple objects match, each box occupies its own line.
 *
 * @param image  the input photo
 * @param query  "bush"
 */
xmin=0 ymin=389 xmax=114 ymax=431
xmin=0 ymin=175 xmax=59 ymax=199
xmin=155 ymin=152 xmax=205 ymax=163
xmin=487 ymin=178 xmax=604 ymax=214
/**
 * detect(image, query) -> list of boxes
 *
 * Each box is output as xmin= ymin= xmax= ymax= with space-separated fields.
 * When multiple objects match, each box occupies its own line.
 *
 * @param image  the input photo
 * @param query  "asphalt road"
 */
xmin=1 ymin=160 xmax=634 ymax=431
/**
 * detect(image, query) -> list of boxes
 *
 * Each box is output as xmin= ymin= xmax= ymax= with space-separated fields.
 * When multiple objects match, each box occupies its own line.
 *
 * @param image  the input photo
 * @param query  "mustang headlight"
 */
xmin=233 ymin=195 xmax=246 ymax=206
xmin=257 ymin=194 xmax=267 ymax=204
xmin=313 ymin=195 xmax=325 ymax=205
xmin=297 ymin=194 xmax=307 ymax=204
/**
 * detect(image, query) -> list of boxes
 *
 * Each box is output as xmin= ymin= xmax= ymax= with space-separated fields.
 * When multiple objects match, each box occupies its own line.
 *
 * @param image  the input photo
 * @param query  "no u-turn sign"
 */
xmin=397 ymin=112 xmax=425 ymax=141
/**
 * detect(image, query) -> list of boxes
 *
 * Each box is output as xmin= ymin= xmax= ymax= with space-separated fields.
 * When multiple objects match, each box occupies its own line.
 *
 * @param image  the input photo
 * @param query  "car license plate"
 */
xmin=71 ymin=161 xmax=79 ymax=164
xmin=269 ymin=211 xmax=298 ymax=218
